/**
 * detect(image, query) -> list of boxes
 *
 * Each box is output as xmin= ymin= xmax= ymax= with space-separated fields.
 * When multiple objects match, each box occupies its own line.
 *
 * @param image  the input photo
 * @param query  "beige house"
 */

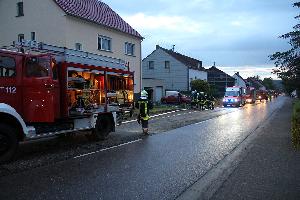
xmin=0 ymin=0 xmax=143 ymax=95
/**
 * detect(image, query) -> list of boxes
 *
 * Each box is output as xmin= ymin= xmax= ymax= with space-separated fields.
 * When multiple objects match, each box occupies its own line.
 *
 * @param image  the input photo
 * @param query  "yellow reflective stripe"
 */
xmin=139 ymin=101 xmax=149 ymax=120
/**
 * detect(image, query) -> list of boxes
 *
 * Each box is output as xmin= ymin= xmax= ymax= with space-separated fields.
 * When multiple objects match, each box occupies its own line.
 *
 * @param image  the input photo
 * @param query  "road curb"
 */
xmin=176 ymin=101 xmax=280 ymax=200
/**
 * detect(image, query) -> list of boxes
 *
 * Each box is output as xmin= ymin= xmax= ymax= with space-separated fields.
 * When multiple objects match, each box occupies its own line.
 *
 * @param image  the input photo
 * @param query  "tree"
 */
xmin=190 ymin=79 xmax=210 ymax=94
xmin=209 ymin=84 xmax=219 ymax=97
xmin=262 ymin=77 xmax=275 ymax=90
xmin=270 ymin=2 xmax=300 ymax=95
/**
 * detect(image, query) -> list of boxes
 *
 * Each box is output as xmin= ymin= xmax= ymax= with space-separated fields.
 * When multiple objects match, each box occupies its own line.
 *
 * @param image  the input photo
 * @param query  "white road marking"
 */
xmin=74 ymin=139 xmax=143 ymax=159
xmin=122 ymin=119 xmax=137 ymax=124
xmin=121 ymin=107 xmax=219 ymax=124
xmin=122 ymin=109 xmax=186 ymax=124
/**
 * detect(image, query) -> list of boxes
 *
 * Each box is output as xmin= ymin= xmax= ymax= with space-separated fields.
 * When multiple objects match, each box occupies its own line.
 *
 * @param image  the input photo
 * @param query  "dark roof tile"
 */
xmin=158 ymin=46 xmax=205 ymax=71
xmin=54 ymin=0 xmax=142 ymax=38
xmin=207 ymin=66 xmax=235 ymax=80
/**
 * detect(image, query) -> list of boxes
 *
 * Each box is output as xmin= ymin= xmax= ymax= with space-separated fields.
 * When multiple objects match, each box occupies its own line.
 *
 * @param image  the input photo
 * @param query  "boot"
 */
xmin=143 ymin=128 xmax=149 ymax=135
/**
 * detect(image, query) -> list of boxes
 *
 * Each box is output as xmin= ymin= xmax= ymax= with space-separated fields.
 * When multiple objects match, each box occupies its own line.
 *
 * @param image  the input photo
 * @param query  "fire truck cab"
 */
xmin=0 ymin=48 xmax=134 ymax=162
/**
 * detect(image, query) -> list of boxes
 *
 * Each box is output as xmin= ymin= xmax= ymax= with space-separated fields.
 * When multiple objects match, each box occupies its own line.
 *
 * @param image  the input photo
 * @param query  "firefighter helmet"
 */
xmin=141 ymin=90 xmax=148 ymax=98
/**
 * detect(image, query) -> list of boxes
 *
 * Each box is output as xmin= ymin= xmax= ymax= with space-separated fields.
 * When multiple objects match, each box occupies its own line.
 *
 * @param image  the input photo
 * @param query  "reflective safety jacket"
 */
xmin=138 ymin=99 xmax=150 ymax=120
xmin=191 ymin=93 xmax=199 ymax=103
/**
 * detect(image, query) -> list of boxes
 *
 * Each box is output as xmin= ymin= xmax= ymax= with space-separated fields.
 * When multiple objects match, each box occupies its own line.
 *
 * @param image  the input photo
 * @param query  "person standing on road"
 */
xmin=177 ymin=92 xmax=182 ymax=104
xmin=191 ymin=90 xmax=199 ymax=109
xmin=137 ymin=90 xmax=151 ymax=135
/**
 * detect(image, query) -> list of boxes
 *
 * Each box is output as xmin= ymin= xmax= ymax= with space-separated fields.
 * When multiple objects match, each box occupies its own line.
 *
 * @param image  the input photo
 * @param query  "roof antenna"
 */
xmin=213 ymin=62 xmax=216 ymax=67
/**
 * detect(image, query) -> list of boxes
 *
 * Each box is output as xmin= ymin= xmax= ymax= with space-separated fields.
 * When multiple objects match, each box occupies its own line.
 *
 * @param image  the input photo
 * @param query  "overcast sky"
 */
xmin=105 ymin=0 xmax=298 ymax=79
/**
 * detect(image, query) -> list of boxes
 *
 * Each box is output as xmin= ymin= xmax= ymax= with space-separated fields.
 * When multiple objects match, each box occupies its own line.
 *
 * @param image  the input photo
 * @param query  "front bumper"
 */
xmin=223 ymin=100 xmax=240 ymax=107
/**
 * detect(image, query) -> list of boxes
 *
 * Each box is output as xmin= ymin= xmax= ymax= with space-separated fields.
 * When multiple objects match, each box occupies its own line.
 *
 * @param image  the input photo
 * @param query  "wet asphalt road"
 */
xmin=0 ymin=106 xmax=236 ymax=174
xmin=0 ymin=97 xmax=286 ymax=200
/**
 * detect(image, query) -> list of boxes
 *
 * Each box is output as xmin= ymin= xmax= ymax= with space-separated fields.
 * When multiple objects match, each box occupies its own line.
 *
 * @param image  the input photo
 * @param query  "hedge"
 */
xmin=292 ymin=100 xmax=300 ymax=149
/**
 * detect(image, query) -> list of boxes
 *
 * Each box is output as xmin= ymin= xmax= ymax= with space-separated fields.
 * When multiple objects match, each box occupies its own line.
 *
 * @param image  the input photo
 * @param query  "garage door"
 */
xmin=155 ymin=86 xmax=163 ymax=102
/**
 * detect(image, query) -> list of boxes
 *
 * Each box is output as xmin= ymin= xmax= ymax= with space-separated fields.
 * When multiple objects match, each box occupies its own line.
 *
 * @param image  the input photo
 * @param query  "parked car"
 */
xmin=161 ymin=91 xmax=191 ymax=104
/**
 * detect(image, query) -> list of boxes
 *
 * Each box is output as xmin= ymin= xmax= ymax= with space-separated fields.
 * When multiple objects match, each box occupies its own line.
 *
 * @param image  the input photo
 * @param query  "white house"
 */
xmin=142 ymin=45 xmax=207 ymax=102
xmin=233 ymin=72 xmax=246 ymax=88
xmin=0 ymin=0 xmax=143 ymax=97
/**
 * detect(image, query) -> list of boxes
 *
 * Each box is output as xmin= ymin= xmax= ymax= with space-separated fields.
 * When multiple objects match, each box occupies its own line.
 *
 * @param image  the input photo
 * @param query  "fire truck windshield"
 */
xmin=26 ymin=56 xmax=50 ymax=77
xmin=225 ymin=91 xmax=239 ymax=96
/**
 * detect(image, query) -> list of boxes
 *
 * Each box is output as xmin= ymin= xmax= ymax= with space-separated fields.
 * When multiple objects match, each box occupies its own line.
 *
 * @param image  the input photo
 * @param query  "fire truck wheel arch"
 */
xmin=0 ymin=103 xmax=28 ymax=140
xmin=92 ymin=114 xmax=114 ymax=140
xmin=0 ymin=123 xmax=19 ymax=163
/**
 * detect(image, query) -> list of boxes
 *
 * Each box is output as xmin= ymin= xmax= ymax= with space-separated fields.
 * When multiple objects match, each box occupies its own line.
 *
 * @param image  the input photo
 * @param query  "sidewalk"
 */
xmin=211 ymin=100 xmax=300 ymax=200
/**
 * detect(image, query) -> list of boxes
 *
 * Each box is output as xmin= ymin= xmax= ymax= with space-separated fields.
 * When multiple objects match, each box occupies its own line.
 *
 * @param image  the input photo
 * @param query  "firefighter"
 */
xmin=198 ymin=92 xmax=205 ymax=110
xmin=207 ymin=94 xmax=215 ymax=110
xmin=137 ymin=90 xmax=151 ymax=135
xmin=191 ymin=90 xmax=199 ymax=109
xmin=268 ymin=91 xmax=272 ymax=102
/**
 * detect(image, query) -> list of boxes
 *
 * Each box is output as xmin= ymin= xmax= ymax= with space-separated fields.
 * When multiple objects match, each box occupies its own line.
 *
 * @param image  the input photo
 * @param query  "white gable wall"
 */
xmin=0 ymin=0 xmax=67 ymax=47
xmin=233 ymin=74 xmax=246 ymax=88
xmin=142 ymin=48 xmax=189 ymax=92
xmin=0 ymin=0 xmax=142 ymax=94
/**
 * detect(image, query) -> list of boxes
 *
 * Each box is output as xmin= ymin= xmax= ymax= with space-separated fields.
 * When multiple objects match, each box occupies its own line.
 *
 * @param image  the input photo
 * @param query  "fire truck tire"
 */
xmin=0 ymin=124 xmax=18 ymax=163
xmin=93 ymin=115 xmax=112 ymax=140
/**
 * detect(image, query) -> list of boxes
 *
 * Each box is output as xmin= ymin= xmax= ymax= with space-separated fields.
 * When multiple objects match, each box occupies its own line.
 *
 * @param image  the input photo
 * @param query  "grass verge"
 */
xmin=150 ymin=104 xmax=180 ymax=114
xmin=292 ymin=100 xmax=300 ymax=149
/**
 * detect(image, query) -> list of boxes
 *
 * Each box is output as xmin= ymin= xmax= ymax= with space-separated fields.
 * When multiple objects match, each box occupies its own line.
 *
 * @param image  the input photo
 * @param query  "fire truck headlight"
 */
xmin=223 ymin=98 xmax=226 ymax=102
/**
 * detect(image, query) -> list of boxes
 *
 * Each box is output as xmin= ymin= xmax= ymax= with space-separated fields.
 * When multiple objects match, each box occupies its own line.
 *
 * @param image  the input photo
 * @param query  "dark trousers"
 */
xmin=141 ymin=119 xmax=148 ymax=129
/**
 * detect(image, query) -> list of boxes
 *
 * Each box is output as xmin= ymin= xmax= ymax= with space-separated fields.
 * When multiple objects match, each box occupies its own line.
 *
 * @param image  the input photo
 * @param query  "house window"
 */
xmin=125 ymin=42 xmax=135 ymax=56
xmin=18 ymin=34 xmax=24 ymax=42
xmin=16 ymin=2 xmax=24 ymax=17
xmin=149 ymin=61 xmax=154 ymax=69
xmin=98 ymin=35 xmax=111 ymax=51
xmin=31 ymin=32 xmax=36 ymax=41
xmin=0 ymin=56 xmax=16 ymax=77
xmin=75 ymin=43 xmax=82 ymax=51
xmin=165 ymin=61 xmax=170 ymax=69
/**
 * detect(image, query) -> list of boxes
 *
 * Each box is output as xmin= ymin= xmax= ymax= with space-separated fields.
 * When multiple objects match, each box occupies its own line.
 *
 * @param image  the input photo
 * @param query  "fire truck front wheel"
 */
xmin=0 ymin=124 xmax=18 ymax=163
xmin=92 ymin=115 xmax=112 ymax=140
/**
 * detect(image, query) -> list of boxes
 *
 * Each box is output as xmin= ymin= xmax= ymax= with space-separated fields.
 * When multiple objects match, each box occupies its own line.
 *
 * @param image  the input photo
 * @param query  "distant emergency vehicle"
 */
xmin=223 ymin=86 xmax=246 ymax=107
xmin=245 ymin=87 xmax=256 ymax=104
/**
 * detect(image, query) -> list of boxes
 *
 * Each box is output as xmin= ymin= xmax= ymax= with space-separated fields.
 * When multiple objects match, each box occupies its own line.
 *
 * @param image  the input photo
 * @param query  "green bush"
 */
xmin=292 ymin=100 xmax=300 ymax=149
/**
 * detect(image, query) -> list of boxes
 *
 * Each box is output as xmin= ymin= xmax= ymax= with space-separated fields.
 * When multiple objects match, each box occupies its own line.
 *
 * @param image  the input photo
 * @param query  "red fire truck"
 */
xmin=245 ymin=87 xmax=256 ymax=104
xmin=0 ymin=45 xmax=134 ymax=162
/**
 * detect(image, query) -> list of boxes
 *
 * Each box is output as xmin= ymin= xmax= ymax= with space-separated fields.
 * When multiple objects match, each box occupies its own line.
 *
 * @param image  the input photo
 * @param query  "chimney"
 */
xmin=197 ymin=62 xmax=202 ymax=69
xmin=156 ymin=45 xmax=160 ymax=50
xmin=236 ymin=72 xmax=239 ymax=75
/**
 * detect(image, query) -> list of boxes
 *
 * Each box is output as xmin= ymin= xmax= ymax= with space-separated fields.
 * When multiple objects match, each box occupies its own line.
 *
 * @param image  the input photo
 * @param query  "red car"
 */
xmin=161 ymin=93 xmax=191 ymax=104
